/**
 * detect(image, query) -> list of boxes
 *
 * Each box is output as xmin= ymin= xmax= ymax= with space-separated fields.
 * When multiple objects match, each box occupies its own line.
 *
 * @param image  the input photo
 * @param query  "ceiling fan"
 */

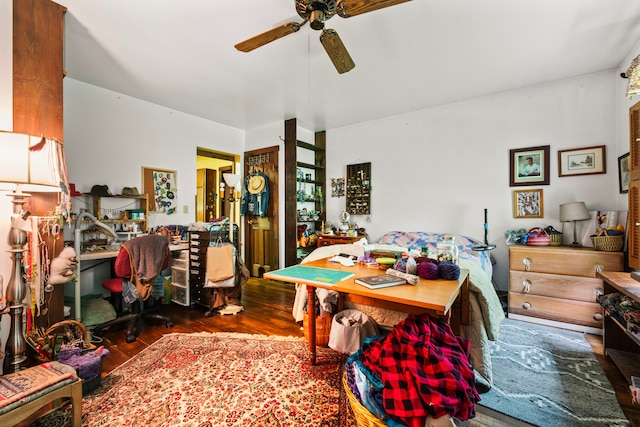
xmin=234 ymin=0 xmax=412 ymax=74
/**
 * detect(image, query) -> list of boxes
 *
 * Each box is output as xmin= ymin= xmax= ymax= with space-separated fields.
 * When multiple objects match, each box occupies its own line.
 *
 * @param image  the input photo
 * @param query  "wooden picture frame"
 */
xmin=558 ymin=145 xmax=606 ymax=177
xmin=513 ymin=189 xmax=544 ymax=218
xmin=618 ymin=152 xmax=630 ymax=194
xmin=142 ymin=166 xmax=178 ymax=213
xmin=509 ymin=145 xmax=550 ymax=186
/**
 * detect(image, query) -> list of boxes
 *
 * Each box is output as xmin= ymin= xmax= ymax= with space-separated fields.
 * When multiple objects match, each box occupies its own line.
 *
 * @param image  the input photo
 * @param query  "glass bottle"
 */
xmin=437 ymin=235 xmax=458 ymax=264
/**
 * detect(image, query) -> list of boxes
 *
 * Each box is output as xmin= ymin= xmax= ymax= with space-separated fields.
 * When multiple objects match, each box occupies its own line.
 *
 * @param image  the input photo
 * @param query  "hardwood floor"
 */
xmin=94 ymin=278 xmax=640 ymax=426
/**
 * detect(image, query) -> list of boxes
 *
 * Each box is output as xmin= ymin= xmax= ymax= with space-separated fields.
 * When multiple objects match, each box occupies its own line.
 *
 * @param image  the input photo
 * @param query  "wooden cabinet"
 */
xmin=509 ymin=245 xmax=623 ymax=332
xmin=596 ymin=271 xmax=640 ymax=383
xmin=628 ymin=101 xmax=640 ymax=269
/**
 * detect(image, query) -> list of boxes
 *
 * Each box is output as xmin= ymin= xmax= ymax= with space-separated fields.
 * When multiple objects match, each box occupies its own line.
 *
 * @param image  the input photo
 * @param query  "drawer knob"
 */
xmin=522 ymin=279 xmax=531 ymax=293
xmin=522 ymin=302 xmax=532 ymax=310
xmin=593 ymin=312 xmax=603 ymax=321
xmin=593 ymin=263 xmax=603 ymax=273
xmin=523 ymin=257 xmax=531 ymax=271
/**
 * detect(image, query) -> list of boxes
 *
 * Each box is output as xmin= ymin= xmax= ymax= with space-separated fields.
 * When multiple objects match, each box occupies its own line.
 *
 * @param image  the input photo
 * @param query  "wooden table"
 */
xmin=265 ymin=258 xmax=469 ymax=364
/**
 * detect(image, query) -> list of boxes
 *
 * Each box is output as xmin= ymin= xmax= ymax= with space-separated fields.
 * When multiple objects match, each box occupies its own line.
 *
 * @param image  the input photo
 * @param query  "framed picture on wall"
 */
xmin=558 ymin=145 xmax=606 ymax=177
xmin=142 ymin=166 xmax=178 ymax=214
xmin=509 ymin=145 xmax=550 ymax=186
xmin=618 ymin=152 xmax=630 ymax=194
xmin=513 ymin=189 xmax=544 ymax=218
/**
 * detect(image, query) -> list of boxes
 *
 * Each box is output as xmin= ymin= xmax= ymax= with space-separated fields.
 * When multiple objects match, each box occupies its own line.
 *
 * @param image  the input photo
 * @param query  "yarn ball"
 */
xmin=438 ymin=261 xmax=460 ymax=280
xmin=415 ymin=256 xmax=437 ymax=265
xmin=393 ymin=258 xmax=407 ymax=273
xmin=417 ymin=261 xmax=439 ymax=280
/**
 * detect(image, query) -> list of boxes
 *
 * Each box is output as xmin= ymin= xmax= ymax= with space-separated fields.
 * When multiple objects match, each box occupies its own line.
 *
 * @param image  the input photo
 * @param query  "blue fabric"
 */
xmin=240 ymin=171 xmax=270 ymax=217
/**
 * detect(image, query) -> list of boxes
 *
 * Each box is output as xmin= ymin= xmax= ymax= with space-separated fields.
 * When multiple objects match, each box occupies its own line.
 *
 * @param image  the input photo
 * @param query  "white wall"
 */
xmin=324 ymin=71 xmax=626 ymax=291
xmin=63 ymin=78 xmax=245 ymax=295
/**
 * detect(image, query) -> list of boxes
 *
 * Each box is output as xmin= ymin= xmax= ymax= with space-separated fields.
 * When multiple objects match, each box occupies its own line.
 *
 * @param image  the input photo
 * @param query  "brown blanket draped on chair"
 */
xmin=119 ymin=234 xmax=169 ymax=301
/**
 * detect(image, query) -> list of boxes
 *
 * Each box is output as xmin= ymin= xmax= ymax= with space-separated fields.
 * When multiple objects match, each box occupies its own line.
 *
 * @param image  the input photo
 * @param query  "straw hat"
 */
xmin=248 ymin=175 xmax=266 ymax=194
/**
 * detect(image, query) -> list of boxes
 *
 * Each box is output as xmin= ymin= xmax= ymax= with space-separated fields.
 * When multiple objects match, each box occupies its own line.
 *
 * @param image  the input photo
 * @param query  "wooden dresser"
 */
xmin=508 ymin=245 xmax=623 ymax=333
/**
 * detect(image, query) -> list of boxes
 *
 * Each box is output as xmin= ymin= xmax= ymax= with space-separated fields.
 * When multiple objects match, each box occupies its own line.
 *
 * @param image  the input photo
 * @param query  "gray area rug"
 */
xmin=475 ymin=318 xmax=629 ymax=427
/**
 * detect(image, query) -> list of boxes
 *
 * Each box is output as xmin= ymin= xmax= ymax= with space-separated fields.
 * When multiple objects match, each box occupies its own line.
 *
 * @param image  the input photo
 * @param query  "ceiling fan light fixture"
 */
xmin=310 ymin=9 xmax=326 ymax=30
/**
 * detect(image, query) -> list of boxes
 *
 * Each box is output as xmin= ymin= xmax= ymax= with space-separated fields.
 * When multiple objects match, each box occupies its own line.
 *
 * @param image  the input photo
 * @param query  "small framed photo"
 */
xmin=619 ymin=152 xmax=630 ymax=194
xmin=509 ymin=145 xmax=550 ymax=186
xmin=558 ymin=145 xmax=606 ymax=177
xmin=513 ymin=189 xmax=544 ymax=218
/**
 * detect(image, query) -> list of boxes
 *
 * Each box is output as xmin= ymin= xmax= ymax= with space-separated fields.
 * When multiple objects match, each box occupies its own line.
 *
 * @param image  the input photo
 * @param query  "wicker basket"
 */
xmin=591 ymin=235 xmax=624 ymax=252
xmin=549 ymin=233 xmax=563 ymax=246
xmin=27 ymin=320 xmax=95 ymax=361
xmin=303 ymin=313 xmax=332 ymax=347
xmin=343 ymin=374 xmax=386 ymax=427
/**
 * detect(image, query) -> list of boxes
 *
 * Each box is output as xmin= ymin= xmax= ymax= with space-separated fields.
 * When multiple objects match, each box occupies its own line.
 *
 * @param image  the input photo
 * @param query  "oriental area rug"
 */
xmin=37 ymin=333 xmax=356 ymax=427
xmin=469 ymin=318 xmax=630 ymax=427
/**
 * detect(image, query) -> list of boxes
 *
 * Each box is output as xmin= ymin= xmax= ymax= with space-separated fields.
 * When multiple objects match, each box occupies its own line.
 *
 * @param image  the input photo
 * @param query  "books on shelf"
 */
xmin=355 ymin=273 xmax=407 ymax=289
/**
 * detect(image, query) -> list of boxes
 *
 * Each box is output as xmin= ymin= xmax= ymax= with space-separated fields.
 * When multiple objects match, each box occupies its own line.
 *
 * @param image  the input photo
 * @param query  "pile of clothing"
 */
xmin=344 ymin=314 xmax=480 ymax=427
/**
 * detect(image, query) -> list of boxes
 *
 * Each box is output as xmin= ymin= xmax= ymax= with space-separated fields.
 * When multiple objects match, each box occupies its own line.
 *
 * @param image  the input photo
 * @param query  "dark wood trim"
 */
xmin=284 ymin=119 xmax=297 ymax=267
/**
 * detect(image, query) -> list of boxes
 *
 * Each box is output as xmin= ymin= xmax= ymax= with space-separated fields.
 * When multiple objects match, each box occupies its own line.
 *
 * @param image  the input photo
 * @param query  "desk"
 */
xmin=264 ymin=259 xmax=469 ymax=364
xmin=79 ymin=242 xmax=189 ymax=261
xmin=75 ymin=242 xmax=189 ymax=321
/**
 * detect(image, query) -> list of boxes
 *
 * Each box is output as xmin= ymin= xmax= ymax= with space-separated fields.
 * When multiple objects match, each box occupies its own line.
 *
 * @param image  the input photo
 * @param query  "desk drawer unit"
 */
xmin=170 ymin=249 xmax=190 ymax=306
xmin=189 ymin=231 xmax=211 ymax=307
xmin=508 ymin=245 xmax=623 ymax=332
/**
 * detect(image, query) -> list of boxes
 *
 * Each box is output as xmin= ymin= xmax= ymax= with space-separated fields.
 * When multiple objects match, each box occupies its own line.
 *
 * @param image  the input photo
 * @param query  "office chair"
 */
xmin=92 ymin=234 xmax=173 ymax=343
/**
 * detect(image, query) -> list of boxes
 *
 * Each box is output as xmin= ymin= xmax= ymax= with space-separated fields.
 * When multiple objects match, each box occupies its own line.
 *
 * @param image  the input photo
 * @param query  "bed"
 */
xmin=291 ymin=231 xmax=505 ymax=387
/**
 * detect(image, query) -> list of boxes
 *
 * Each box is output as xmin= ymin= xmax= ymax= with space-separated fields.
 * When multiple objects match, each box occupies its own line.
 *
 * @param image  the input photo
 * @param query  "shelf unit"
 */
xmin=296 ymin=140 xmax=326 ymax=262
xmin=596 ymin=271 xmax=640 ymax=384
xmin=73 ymin=194 xmax=148 ymax=235
xmin=170 ymin=249 xmax=190 ymax=306
xmin=284 ymin=119 xmax=326 ymax=266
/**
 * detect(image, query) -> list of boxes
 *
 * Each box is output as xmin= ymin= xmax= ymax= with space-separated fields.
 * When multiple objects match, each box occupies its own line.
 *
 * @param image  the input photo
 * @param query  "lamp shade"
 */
xmin=626 ymin=54 xmax=640 ymax=98
xmin=559 ymin=202 xmax=590 ymax=222
xmin=0 ymin=131 xmax=65 ymax=192
xmin=223 ymin=173 xmax=241 ymax=188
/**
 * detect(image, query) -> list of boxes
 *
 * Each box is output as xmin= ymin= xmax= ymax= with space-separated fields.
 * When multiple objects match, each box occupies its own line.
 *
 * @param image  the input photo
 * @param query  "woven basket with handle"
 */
xmin=343 ymin=373 xmax=387 ymax=427
xmin=27 ymin=319 xmax=95 ymax=361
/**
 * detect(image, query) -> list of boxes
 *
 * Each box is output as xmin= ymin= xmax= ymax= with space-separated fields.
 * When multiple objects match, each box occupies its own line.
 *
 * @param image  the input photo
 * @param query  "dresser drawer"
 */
xmin=509 ymin=292 xmax=603 ymax=328
xmin=509 ymin=271 xmax=604 ymax=303
xmin=509 ymin=246 xmax=623 ymax=277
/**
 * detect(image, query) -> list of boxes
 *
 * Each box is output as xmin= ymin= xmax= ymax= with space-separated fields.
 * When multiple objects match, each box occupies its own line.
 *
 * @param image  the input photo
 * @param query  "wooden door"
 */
xmin=243 ymin=146 xmax=279 ymax=277
xmin=196 ymin=168 xmax=217 ymax=222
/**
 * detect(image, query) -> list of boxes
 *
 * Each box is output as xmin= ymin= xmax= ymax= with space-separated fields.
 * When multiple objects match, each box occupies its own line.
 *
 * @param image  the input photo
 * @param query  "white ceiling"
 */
xmin=58 ymin=0 xmax=640 ymax=132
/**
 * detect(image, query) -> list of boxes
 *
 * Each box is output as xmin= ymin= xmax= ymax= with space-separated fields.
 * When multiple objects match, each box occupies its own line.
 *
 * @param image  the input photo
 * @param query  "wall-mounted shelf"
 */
xmin=284 ymin=119 xmax=326 ymax=266
xmin=346 ymin=162 xmax=371 ymax=215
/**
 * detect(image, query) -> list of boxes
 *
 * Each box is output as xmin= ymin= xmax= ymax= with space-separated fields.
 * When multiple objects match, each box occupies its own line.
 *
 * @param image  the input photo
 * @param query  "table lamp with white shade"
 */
xmin=559 ymin=202 xmax=591 ymax=247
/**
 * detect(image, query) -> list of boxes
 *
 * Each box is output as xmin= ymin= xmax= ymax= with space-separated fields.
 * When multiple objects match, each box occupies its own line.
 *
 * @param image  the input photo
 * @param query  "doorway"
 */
xmin=196 ymin=148 xmax=239 ymax=224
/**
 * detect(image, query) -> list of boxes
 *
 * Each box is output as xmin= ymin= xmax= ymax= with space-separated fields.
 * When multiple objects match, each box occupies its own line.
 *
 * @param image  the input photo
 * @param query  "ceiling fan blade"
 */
xmin=235 ymin=22 xmax=304 ymax=52
xmin=336 ymin=0 xmax=411 ymax=18
xmin=319 ymin=29 xmax=355 ymax=74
